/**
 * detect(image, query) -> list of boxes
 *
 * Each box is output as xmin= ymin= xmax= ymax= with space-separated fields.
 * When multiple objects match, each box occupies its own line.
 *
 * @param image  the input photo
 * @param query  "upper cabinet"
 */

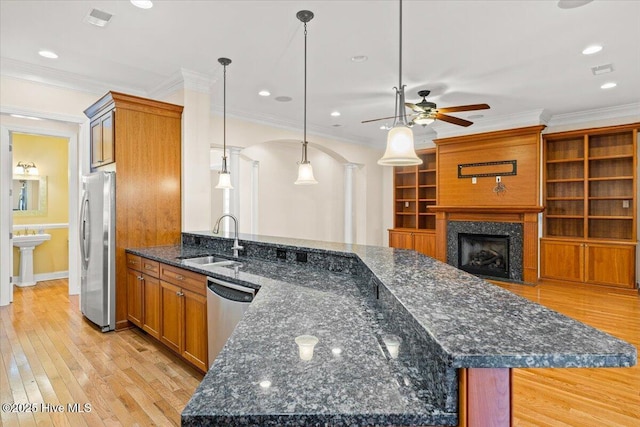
xmin=89 ymin=109 xmax=115 ymax=169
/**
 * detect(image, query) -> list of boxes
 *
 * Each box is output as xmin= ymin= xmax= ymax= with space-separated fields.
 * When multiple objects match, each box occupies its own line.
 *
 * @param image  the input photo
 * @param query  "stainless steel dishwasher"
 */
xmin=206 ymin=277 xmax=255 ymax=368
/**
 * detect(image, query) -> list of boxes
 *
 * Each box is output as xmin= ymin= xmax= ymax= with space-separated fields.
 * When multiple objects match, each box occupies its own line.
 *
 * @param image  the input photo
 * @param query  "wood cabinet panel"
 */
xmin=126 ymin=268 xmax=143 ymax=327
xmin=90 ymin=111 xmax=115 ymax=169
xmin=85 ymin=92 xmax=183 ymax=331
xmin=389 ymin=230 xmax=413 ymax=250
xmin=182 ymin=290 xmax=208 ymax=372
xmin=585 ymin=243 xmax=636 ymax=288
xmin=540 ymin=240 xmax=584 ymax=282
xmin=160 ymin=281 xmax=181 ymax=354
xmin=413 ymin=233 xmax=436 ymax=257
xmin=160 ymin=264 xmax=206 ymax=296
xmin=142 ymin=275 xmax=161 ymax=339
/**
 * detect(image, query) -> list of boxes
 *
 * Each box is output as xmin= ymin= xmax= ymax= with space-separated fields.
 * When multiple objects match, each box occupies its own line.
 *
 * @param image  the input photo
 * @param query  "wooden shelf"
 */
xmin=589 ymin=154 xmax=634 ymax=161
xmin=546 ymin=215 xmax=584 ymax=219
xmin=547 ymin=158 xmax=584 ymax=164
xmin=547 ymin=178 xmax=585 ymax=183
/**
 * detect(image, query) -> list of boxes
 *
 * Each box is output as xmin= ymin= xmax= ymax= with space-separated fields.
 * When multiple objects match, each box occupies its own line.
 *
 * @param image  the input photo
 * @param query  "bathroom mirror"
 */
xmin=12 ymin=175 xmax=47 ymax=216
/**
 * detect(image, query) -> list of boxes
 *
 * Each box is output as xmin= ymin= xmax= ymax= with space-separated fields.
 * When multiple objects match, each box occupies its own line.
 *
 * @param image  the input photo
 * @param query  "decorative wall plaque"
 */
xmin=458 ymin=160 xmax=517 ymax=178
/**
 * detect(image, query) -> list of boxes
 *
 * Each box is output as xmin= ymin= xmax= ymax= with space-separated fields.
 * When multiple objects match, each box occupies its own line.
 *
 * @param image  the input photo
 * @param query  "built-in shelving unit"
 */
xmin=541 ymin=123 xmax=638 ymax=288
xmin=389 ymin=149 xmax=437 ymax=257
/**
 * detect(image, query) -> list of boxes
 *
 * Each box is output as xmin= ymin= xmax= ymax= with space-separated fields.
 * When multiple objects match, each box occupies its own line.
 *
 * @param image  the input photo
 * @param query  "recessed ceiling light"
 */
xmin=332 ymin=124 xmax=342 ymax=127
xmin=351 ymin=55 xmax=368 ymax=63
xmin=582 ymin=45 xmax=603 ymax=55
xmin=330 ymin=111 xmax=341 ymax=117
xmin=38 ymin=50 xmax=58 ymax=59
xmin=600 ymin=82 xmax=617 ymax=89
xmin=274 ymin=96 xmax=292 ymax=102
xmin=130 ymin=0 xmax=153 ymax=9
xmin=258 ymin=90 xmax=271 ymax=97
xmin=557 ymin=0 xmax=593 ymax=9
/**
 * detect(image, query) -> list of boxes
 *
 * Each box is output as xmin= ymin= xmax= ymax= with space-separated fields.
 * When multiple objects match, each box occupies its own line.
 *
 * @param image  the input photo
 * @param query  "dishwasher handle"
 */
xmin=207 ymin=278 xmax=255 ymax=303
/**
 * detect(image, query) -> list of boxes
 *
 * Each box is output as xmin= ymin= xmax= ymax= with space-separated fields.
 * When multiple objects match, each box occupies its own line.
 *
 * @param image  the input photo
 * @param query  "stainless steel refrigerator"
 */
xmin=80 ymin=171 xmax=116 ymax=332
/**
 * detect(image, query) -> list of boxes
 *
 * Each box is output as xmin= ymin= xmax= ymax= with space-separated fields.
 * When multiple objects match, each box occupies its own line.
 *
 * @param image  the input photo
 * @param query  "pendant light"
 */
xmin=377 ymin=0 xmax=422 ymax=166
xmin=294 ymin=10 xmax=318 ymax=185
xmin=215 ymin=57 xmax=234 ymax=190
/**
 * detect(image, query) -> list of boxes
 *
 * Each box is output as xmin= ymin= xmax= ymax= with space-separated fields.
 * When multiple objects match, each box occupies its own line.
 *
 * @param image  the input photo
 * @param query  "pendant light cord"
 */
xmin=398 ymin=0 xmax=402 ymax=90
xmin=302 ymin=20 xmax=308 ymax=163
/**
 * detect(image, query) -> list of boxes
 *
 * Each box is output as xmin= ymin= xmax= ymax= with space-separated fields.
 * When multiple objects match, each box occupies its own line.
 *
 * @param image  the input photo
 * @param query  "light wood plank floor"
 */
xmin=499 ymin=280 xmax=640 ymax=427
xmin=1 ymin=278 xmax=638 ymax=426
xmin=0 ymin=279 xmax=202 ymax=427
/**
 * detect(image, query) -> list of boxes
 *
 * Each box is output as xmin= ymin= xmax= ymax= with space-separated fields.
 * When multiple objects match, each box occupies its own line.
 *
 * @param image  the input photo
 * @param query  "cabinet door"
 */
xmin=540 ymin=240 xmax=584 ymax=282
xmin=90 ymin=118 xmax=103 ymax=169
xmin=160 ymin=281 xmax=182 ymax=354
xmin=182 ymin=289 xmax=208 ymax=372
xmin=142 ymin=275 xmax=161 ymax=339
xmin=414 ymin=233 xmax=436 ymax=257
xmin=126 ymin=268 xmax=143 ymax=327
xmin=389 ymin=230 xmax=413 ymax=250
xmin=100 ymin=111 xmax=115 ymax=165
xmin=585 ymin=243 xmax=636 ymax=288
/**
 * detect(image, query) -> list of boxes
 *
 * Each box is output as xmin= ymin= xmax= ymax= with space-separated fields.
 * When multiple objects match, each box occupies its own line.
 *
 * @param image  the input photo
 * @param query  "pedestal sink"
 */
xmin=13 ymin=233 xmax=51 ymax=287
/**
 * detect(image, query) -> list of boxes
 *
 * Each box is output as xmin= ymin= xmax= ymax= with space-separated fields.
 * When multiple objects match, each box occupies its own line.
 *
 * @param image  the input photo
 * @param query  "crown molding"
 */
xmin=149 ymin=68 xmax=214 ymax=99
xmin=545 ymin=102 xmax=640 ymax=128
xmin=0 ymin=57 xmax=143 ymax=96
xmin=0 ymin=105 xmax=85 ymax=124
xmin=210 ymin=104 xmax=375 ymax=148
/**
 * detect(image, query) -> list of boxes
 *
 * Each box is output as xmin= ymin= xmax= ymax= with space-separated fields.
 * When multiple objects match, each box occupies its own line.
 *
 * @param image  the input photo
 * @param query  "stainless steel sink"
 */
xmin=182 ymin=255 xmax=242 ymax=269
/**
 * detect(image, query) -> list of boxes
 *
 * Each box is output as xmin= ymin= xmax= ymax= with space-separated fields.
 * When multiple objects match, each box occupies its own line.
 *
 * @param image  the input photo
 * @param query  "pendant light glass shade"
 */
xmin=377 ymin=0 xmax=422 ymax=167
xmin=215 ymin=172 xmax=233 ymax=189
xmin=295 ymin=162 xmax=318 ymax=185
xmin=378 ymin=125 xmax=421 ymax=166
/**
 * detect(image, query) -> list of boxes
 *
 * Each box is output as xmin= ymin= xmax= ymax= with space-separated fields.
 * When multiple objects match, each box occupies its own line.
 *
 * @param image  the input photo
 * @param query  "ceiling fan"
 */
xmin=363 ymin=90 xmax=490 ymax=127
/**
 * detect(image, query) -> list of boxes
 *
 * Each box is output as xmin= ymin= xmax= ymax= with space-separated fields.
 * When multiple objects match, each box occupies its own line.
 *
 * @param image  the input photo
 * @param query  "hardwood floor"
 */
xmin=0 ymin=279 xmax=202 ymax=427
xmin=1 ymin=278 xmax=638 ymax=426
xmin=499 ymin=280 xmax=640 ymax=427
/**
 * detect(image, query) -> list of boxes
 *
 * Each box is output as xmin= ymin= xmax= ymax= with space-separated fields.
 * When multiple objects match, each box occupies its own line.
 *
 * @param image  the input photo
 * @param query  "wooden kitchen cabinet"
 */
xmin=159 ymin=263 xmax=208 ymax=372
xmin=89 ymin=109 xmax=115 ymax=169
xmin=126 ymin=254 xmax=161 ymax=338
xmin=85 ymin=92 xmax=183 ymax=331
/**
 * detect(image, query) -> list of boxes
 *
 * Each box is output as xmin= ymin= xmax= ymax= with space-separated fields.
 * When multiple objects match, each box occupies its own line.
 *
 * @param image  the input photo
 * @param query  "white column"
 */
xmin=344 ymin=163 xmax=357 ymax=244
xmin=251 ymin=161 xmax=260 ymax=235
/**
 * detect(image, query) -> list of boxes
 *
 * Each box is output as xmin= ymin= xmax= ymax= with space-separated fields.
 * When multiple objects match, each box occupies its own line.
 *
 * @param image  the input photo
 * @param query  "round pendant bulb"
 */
xmin=295 ymin=162 xmax=318 ymax=185
xmin=215 ymin=172 xmax=233 ymax=190
xmin=378 ymin=125 xmax=422 ymax=166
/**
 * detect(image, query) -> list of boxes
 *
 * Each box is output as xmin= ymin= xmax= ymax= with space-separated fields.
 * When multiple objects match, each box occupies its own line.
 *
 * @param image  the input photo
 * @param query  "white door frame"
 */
xmin=0 ymin=114 xmax=84 ymax=306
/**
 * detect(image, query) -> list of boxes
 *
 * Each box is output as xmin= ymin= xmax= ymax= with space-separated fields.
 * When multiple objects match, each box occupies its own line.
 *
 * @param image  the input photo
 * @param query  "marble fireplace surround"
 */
xmin=432 ymin=206 xmax=544 ymax=284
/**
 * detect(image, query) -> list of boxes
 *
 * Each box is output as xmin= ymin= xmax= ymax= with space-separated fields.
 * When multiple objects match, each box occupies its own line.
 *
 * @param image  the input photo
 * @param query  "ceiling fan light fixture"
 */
xmin=413 ymin=116 xmax=435 ymax=126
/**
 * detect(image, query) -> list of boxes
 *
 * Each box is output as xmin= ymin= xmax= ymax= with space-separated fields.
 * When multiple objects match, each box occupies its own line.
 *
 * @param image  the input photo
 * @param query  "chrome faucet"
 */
xmin=212 ymin=214 xmax=244 ymax=258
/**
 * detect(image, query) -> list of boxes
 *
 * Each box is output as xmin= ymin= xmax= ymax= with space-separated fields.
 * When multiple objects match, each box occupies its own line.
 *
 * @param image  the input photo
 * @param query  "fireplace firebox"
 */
xmin=458 ymin=233 xmax=509 ymax=279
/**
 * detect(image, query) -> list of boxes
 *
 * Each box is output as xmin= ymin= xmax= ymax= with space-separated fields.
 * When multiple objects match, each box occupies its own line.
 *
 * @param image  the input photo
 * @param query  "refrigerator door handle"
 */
xmin=80 ymin=192 xmax=90 ymax=268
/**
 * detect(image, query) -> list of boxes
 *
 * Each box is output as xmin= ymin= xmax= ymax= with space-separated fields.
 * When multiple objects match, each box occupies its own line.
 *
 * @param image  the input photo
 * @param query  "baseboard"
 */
xmin=12 ymin=270 xmax=69 ymax=284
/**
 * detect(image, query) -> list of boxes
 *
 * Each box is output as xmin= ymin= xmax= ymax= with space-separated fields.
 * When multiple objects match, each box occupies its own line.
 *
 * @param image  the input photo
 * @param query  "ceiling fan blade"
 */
xmin=361 ymin=115 xmax=399 ymax=124
xmin=437 ymin=103 xmax=490 ymax=113
xmin=405 ymin=102 xmax=427 ymax=113
xmin=436 ymin=113 xmax=473 ymax=127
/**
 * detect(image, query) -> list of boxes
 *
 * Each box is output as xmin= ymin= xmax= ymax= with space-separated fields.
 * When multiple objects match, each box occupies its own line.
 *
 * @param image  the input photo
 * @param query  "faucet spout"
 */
xmin=212 ymin=214 xmax=243 ymax=258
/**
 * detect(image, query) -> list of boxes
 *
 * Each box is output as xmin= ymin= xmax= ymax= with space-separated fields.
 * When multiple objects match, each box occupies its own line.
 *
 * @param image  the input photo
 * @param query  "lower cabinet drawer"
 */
xmin=160 ymin=264 xmax=206 ymax=296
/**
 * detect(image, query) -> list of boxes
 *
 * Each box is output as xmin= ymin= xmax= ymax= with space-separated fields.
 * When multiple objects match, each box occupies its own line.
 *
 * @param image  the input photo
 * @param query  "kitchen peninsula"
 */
xmin=127 ymin=232 xmax=636 ymax=427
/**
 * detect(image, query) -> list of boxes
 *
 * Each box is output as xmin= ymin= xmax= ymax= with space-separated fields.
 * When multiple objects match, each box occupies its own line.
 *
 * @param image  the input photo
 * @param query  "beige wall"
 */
xmin=12 ymin=133 xmax=69 ymax=275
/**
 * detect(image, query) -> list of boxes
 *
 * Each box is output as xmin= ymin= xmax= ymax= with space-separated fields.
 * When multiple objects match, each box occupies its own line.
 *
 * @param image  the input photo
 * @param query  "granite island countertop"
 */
xmin=127 ymin=232 xmax=636 ymax=427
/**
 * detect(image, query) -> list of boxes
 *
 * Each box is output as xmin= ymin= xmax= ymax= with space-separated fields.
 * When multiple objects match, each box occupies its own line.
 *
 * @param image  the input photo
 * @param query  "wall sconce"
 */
xmin=14 ymin=161 xmax=39 ymax=175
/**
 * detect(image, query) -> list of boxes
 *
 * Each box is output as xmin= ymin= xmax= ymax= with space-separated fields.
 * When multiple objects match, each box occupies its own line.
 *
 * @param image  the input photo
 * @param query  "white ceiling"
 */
xmin=1 ymin=0 xmax=639 ymax=147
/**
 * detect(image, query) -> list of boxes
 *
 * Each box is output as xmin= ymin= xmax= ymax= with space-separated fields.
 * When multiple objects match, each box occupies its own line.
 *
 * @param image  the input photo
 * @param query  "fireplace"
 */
xmin=458 ymin=233 xmax=509 ymax=279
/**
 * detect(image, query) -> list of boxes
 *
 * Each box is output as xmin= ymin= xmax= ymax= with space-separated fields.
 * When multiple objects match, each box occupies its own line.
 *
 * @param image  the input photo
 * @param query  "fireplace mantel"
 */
xmin=430 ymin=206 xmax=544 ymax=214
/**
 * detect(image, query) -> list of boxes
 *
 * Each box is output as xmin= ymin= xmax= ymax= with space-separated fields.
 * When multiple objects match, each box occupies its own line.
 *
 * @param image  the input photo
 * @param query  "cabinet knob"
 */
xmin=176 ymin=274 xmax=184 ymax=280
xmin=176 ymin=291 xmax=184 ymax=297
xmin=137 ymin=276 xmax=144 ymax=281
xmin=145 ymin=265 xmax=153 ymax=270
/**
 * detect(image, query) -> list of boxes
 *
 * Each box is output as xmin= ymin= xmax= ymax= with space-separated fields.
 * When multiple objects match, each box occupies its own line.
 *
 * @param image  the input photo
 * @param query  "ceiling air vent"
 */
xmin=591 ymin=64 xmax=614 ymax=75
xmin=84 ymin=9 xmax=114 ymax=27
